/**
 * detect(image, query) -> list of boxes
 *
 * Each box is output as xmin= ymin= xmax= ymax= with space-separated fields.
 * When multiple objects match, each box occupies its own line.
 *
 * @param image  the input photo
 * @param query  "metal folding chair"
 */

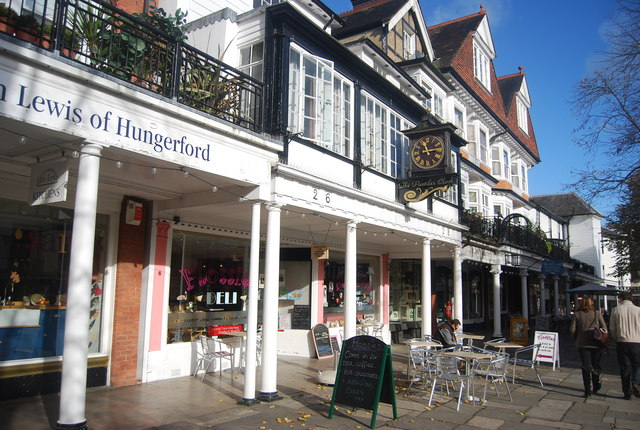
xmin=428 ymin=354 xmax=474 ymax=411
xmin=512 ymin=343 xmax=543 ymax=386
xmin=473 ymin=353 xmax=512 ymax=402
xmin=193 ymin=335 xmax=233 ymax=381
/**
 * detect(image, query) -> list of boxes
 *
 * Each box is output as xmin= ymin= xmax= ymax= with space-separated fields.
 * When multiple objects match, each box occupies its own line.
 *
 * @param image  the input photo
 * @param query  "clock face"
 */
xmin=411 ymin=135 xmax=445 ymax=169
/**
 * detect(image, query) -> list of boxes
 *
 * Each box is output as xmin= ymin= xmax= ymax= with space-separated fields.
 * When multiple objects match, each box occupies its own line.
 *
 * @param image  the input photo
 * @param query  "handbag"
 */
xmin=589 ymin=311 xmax=609 ymax=349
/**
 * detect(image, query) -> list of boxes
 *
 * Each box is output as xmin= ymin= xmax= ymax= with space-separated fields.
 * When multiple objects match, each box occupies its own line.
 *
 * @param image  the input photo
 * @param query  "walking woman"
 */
xmin=570 ymin=296 xmax=607 ymax=398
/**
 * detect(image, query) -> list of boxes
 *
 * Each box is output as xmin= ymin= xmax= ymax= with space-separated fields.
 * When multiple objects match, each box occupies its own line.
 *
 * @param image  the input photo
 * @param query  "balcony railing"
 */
xmin=0 ymin=0 xmax=263 ymax=131
xmin=460 ymin=211 xmax=570 ymax=262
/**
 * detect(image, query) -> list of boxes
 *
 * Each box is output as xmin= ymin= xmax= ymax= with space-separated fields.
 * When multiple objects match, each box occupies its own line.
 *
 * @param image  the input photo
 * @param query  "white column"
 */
xmin=421 ymin=239 xmax=432 ymax=337
xmin=453 ymin=247 xmax=463 ymax=330
xmin=491 ymin=264 xmax=502 ymax=337
xmin=343 ymin=221 xmax=358 ymax=340
xmin=539 ymin=274 xmax=546 ymax=316
xmin=553 ymin=275 xmax=560 ymax=317
xmin=58 ymin=142 xmax=102 ymax=429
xmin=241 ymin=202 xmax=261 ymax=405
xmin=258 ymin=203 xmax=281 ymax=401
xmin=520 ymin=269 xmax=528 ymax=320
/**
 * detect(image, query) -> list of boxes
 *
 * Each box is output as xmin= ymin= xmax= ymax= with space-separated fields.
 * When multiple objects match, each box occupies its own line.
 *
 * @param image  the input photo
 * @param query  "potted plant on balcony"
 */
xmin=14 ymin=12 xmax=41 ymax=44
xmin=0 ymin=5 xmax=18 ymax=35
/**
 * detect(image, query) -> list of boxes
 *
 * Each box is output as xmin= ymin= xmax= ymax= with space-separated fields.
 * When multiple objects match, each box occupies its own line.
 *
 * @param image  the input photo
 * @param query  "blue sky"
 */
xmin=322 ymin=0 xmax=619 ymax=216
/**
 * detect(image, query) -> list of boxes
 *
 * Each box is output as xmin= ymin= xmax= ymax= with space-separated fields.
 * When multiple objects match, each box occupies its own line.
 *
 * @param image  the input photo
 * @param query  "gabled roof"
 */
xmin=334 ymin=0 xmax=406 ymax=37
xmin=497 ymin=72 xmax=524 ymax=114
xmin=427 ymin=13 xmax=484 ymax=68
xmin=530 ymin=193 xmax=603 ymax=220
xmin=333 ymin=0 xmax=434 ymax=60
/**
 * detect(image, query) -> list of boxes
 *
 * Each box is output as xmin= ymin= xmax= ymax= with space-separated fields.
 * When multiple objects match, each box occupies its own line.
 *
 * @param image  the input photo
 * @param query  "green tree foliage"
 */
xmin=571 ymin=0 xmax=640 ymax=198
xmin=571 ymin=0 xmax=640 ymax=281
xmin=606 ymin=174 xmax=640 ymax=280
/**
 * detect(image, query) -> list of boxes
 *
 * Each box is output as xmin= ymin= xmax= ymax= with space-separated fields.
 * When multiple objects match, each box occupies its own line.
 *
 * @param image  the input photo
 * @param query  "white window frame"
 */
xmin=361 ymin=93 xmax=389 ymax=174
xmin=453 ymin=106 xmax=465 ymax=137
xmin=478 ymin=128 xmax=488 ymax=164
xmin=389 ymin=112 xmax=411 ymax=178
xmin=473 ymin=41 xmax=491 ymax=90
xmin=403 ymin=30 xmax=416 ymax=60
xmin=517 ymin=98 xmax=529 ymax=135
xmin=288 ymin=45 xmax=353 ymax=157
xmin=432 ymin=91 xmax=444 ymax=119
xmin=239 ymin=41 xmax=264 ymax=81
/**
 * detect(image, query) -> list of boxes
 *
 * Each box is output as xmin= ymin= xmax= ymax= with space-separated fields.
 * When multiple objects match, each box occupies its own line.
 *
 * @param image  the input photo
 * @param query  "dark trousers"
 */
xmin=578 ymin=348 xmax=602 ymax=391
xmin=616 ymin=342 xmax=640 ymax=395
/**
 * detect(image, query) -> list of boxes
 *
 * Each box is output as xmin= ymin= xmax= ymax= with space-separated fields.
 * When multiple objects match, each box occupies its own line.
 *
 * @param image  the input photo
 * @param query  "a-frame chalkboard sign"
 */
xmin=328 ymin=335 xmax=397 ymax=428
xmin=312 ymin=324 xmax=333 ymax=359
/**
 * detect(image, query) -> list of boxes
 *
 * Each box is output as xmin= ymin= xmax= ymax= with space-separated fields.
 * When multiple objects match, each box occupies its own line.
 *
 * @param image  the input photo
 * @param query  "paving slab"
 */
xmin=523 ymin=417 xmax=581 ymax=429
xmin=466 ymin=415 xmax=505 ymax=429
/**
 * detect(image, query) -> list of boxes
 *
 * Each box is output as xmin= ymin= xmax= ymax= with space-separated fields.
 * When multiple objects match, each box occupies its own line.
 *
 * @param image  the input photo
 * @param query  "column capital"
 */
xmin=265 ymin=202 xmax=282 ymax=212
xmin=422 ymin=238 xmax=431 ymax=246
xmin=490 ymin=264 xmax=502 ymax=275
xmin=519 ymin=268 xmax=528 ymax=277
xmin=346 ymin=220 xmax=358 ymax=232
xmin=538 ymin=272 xmax=546 ymax=280
xmin=78 ymin=141 xmax=104 ymax=156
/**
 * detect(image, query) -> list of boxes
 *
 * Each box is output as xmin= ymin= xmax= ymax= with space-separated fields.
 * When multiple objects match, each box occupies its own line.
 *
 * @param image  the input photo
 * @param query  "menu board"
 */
xmin=312 ymin=324 xmax=333 ymax=359
xmin=328 ymin=335 xmax=397 ymax=428
xmin=292 ymin=305 xmax=310 ymax=329
xmin=534 ymin=330 xmax=560 ymax=370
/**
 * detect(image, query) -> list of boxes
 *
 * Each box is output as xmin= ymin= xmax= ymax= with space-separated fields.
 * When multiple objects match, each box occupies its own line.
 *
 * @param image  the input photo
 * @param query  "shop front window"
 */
xmin=167 ymin=231 xmax=250 ymax=343
xmin=323 ymin=256 xmax=378 ymax=325
xmin=0 ymin=198 xmax=108 ymax=360
xmin=388 ymin=259 xmax=421 ymax=322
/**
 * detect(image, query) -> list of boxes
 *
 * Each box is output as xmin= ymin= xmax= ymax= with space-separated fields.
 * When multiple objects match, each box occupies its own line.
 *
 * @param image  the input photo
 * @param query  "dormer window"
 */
xmin=473 ymin=42 xmax=491 ymax=90
xmin=517 ymin=98 xmax=529 ymax=135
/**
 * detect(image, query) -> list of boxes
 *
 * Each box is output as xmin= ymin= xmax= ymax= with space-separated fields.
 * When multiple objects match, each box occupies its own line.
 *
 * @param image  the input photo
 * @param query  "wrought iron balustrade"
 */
xmin=460 ymin=210 xmax=570 ymax=261
xmin=0 ymin=0 xmax=262 ymax=132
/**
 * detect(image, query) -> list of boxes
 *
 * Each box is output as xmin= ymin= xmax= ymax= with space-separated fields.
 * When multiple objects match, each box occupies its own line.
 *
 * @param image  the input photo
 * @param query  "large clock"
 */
xmin=411 ymin=135 xmax=445 ymax=169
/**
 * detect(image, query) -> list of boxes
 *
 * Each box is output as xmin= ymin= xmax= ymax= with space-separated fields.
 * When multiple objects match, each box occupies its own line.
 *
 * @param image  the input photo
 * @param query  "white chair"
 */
xmin=428 ymin=354 xmax=474 ymax=411
xmin=371 ymin=324 xmax=384 ymax=340
xmin=193 ymin=335 xmax=233 ymax=381
xmin=473 ymin=353 xmax=512 ymax=402
xmin=512 ymin=343 xmax=543 ymax=386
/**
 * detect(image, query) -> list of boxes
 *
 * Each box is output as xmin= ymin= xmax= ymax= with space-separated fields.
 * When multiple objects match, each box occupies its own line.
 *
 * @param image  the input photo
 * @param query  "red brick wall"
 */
xmin=110 ymin=196 xmax=147 ymax=387
xmin=111 ymin=0 xmax=146 ymax=14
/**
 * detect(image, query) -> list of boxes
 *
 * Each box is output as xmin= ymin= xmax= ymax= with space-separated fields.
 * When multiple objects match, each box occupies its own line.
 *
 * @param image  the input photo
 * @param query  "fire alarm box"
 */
xmin=125 ymin=200 xmax=143 ymax=226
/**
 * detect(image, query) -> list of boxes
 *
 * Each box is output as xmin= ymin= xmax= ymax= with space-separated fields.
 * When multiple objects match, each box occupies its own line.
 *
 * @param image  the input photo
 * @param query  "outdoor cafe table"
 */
xmin=442 ymin=350 xmax=496 ymax=401
xmin=458 ymin=333 xmax=485 ymax=347
xmin=484 ymin=341 xmax=524 ymax=353
xmin=219 ymin=331 xmax=261 ymax=370
xmin=405 ymin=339 xmax=442 ymax=378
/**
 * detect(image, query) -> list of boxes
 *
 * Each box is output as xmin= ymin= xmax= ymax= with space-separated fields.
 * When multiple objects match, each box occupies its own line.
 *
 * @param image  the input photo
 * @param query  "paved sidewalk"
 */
xmin=1 ymin=333 xmax=637 ymax=429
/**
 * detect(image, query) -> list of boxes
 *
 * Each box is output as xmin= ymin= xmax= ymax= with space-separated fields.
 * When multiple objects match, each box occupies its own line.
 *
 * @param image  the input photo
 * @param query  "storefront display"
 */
xmin=0 ymin=198 xmax=108 ymax=360
xmin=323 ymin=256 xmax=378 ymax=324
xmin=167 ymin=231 xmax=251 ymax=343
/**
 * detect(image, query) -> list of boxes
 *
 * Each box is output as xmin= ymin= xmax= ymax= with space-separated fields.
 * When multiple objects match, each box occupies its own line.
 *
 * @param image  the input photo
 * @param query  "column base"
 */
xmin=55 ymin=421 xmax=88 ymax=430
xmin=238 ymin=398 xmax=261 ymax=406
xmin=257 ymin=391 xmax=283 ymax=402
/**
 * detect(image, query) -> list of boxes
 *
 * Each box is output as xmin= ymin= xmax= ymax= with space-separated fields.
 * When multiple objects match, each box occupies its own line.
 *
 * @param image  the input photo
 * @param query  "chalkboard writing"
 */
xmin=328 ymin=335 xmax=397 ymax=428
xmin=292 ymin=305 xmax=310 ymax=329
xmin=330 ymin=335 xmax=340 ymax=353
xmin=312 ymin=324 xmax=333 ymax=359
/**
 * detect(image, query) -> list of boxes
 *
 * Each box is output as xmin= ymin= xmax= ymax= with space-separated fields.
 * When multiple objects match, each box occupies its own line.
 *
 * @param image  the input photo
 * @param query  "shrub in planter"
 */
xmin=15 ymin=12 xmax=40 ymax=43
xmin=0 ymin=5 xmax=18 ymax=35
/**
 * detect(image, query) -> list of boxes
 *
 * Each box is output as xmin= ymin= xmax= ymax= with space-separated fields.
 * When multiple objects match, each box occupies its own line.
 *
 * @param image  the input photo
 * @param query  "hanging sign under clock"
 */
xmin=411 ymin=135 xmax=445 ymax=170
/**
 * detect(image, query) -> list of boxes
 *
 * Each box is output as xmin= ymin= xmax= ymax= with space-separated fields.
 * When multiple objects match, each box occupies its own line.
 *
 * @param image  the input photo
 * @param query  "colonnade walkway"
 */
xmin=1 ymin=331 xmax=638 ymax=429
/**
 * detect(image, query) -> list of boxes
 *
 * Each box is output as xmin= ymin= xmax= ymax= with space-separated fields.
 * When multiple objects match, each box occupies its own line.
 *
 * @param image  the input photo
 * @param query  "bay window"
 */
xmin=288 ymin=45 xmax=353 ymax=157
